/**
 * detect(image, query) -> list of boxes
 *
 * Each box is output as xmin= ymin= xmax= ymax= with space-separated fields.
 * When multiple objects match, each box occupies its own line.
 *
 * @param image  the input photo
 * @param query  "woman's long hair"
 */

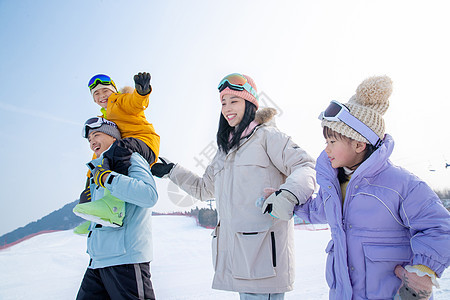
xmin=323 ymin=126 xmax=377 ymax=184
xmin=217 ymin=101 xmax=257 ymax=154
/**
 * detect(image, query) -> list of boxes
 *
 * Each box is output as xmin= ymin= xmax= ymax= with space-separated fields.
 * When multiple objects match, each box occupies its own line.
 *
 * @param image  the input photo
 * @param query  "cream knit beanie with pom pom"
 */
xmin=322 ymin=75 xmax=393 ymax=144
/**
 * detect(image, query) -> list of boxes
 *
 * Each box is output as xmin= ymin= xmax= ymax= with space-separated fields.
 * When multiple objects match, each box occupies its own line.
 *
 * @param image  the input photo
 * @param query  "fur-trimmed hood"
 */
xmin=255 ymin=107 xmax=277 ymax=127
xmin=120 ymin=86 xmax=134 ymax=94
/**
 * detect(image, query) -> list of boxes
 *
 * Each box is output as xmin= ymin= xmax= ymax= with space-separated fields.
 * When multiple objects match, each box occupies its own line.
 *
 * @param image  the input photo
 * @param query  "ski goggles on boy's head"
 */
xmin=88 ymin=74 xmax=117 ymax=91
xmin=318 ymin=100 xmax=382 ymax=147
xmin=82 ymin=117 xmax=118 ymax=138
xmin=217 ymin=73 xmax=259 ymax=100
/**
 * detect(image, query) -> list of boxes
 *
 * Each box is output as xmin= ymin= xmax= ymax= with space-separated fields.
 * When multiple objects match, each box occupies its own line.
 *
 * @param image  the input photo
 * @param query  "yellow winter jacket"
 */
xmin=101 ymin=88 xmax=160 ymax=160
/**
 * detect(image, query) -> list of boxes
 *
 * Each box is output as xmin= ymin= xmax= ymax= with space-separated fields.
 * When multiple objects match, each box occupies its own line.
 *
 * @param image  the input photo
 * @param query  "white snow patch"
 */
xmin=0 ymin=216 xmax=448 ymax=299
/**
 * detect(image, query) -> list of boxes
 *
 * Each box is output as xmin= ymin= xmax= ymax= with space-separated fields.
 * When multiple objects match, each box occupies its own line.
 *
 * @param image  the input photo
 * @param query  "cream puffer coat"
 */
xmin=169 ymin=108 xmax=316 ymax=293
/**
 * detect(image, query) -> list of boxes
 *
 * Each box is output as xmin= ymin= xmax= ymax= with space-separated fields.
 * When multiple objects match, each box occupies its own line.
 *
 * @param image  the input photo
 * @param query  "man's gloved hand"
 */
xmin=394 ymin=265 xmax=433 ymax=300
xmin=261 ymin=189 xmax=298 ymax=220
xmin=79 ymin=187 xmax=92 ymax=204
xmin=134 ymin=72 xmax=152 ymax=96
xmin=93 ymin=157 xmax=112 ymax=188
xmin=151 ymin=157 xmax=175 ymax=178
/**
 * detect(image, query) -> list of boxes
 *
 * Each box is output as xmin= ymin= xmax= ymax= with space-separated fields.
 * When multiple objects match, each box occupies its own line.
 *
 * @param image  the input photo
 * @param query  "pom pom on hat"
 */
xmin=354 ymin=76 xmax=392 ymax=115
xmin=322 ymin=75 xmax=393 ymax=144
xmin=219 ymin=74 xmax=259 ymax=109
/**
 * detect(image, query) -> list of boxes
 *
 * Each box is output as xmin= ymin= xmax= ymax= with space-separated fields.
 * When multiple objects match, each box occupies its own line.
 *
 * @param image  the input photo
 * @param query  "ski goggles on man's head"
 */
xmin=88 ymin=74 xmax=117 ymax=91
xmin=217 ymin=73 xmax=259 ymax=100
xmin=82 ymin=117 xmax=118 ymax=138
xmin=318 ymin=100 xmax=382 ymax=147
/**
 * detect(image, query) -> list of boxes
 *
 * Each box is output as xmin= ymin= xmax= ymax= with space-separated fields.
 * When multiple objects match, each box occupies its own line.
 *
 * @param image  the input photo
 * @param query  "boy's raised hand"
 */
xmin=134 ymin=72 xmax=152 ymax=95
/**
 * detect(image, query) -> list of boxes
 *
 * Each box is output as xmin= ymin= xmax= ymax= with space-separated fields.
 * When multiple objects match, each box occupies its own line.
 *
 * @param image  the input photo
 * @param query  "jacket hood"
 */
xmin=120 ymin=86 xmax=134 ymax=94
xmin=255 ymin=107 xmax=277 ymax=126
xmin=239 ymin=107 xmax=277 ymax=140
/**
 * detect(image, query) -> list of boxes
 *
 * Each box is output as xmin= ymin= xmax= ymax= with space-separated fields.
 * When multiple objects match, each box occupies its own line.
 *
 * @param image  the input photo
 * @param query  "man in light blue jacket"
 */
xmin=75 ymin=117 xmax=158 ymax=300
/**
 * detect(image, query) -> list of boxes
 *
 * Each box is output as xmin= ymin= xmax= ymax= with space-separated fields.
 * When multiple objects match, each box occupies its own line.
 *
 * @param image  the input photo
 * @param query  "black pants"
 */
xmin=103 ymin=137 xmax=156 ymax=176
xmin=76 ymin=262 xmax=156 ymax=300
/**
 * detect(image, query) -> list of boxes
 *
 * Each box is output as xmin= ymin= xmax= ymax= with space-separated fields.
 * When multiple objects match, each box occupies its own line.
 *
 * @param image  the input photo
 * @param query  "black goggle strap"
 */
xmin=218 ymin=80 xmax=245 ymax=92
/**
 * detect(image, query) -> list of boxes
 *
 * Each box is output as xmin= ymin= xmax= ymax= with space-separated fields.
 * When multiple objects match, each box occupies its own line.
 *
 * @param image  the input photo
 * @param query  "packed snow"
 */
xmin=0 ymin=216 xmax=448 ymax=299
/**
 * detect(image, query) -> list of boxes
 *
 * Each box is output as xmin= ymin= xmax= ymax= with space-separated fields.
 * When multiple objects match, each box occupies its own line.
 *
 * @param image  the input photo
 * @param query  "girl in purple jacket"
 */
xmin=293 ymin=76 xmax=450 ymax=299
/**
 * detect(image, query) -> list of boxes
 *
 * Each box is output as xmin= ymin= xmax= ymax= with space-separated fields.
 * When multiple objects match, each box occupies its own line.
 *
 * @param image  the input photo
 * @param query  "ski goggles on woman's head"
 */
xmin=318 ymin=100 xmax=382 ymax=147
xmin=88 ymin=74 xmax=117 ymax=91
xmin=217 ymin=73 xmax=259 ymax=100
xmin=82 ymin=117 xmax=118 ymax=138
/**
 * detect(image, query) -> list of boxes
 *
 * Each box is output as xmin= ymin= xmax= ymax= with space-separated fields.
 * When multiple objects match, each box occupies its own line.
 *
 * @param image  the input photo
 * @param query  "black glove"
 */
xmin=93 ymin=157 xmax=112 ymax=188
xmin=134 ymin=72 xmax=152 ymax=96
xmin=151 ymin=157 xmax=175 ymax=178
xmin=79 ymin=187 xmax=92 ymax=204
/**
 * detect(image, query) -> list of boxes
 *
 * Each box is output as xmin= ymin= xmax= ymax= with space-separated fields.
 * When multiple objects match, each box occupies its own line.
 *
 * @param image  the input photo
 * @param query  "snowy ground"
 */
xmin=0 ymin=216 xmax=448 ymax=299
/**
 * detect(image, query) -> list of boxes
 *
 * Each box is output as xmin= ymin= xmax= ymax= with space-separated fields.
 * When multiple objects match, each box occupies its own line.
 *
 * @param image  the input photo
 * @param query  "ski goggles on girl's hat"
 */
xmin=319 ymin=100 xmax=382 ymax=147
xmin=217 ymin=73 xmax=259 ymax=100
xmin=88 ymin=74 xmax=118 ymax=92
xmin=82 ymin=117 xmax=120 ymax=139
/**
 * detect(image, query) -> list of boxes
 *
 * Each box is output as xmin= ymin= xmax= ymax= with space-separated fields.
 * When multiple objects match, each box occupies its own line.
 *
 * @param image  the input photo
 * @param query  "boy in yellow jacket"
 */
xmin=73 ymin=72 xmax=160 ymax=228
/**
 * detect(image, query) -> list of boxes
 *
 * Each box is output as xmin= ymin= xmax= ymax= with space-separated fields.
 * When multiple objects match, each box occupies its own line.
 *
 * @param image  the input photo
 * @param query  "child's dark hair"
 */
xmin=217 ymin=101 xmax=257 ymax=154
xmin=323 ymin=126 xmax=377 ymax=183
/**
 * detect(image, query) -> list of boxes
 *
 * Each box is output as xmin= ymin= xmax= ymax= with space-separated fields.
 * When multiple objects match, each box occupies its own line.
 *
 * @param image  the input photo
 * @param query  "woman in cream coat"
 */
xmin=151 ymin=73 xmax=316 ymax=300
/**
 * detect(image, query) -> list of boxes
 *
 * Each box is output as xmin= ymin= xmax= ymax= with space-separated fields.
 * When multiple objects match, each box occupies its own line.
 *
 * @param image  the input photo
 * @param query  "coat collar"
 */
xmin=316 ymin=134 xmax=395 ymax=184
xmin=224 ymin=107 xmax=278 ymax=157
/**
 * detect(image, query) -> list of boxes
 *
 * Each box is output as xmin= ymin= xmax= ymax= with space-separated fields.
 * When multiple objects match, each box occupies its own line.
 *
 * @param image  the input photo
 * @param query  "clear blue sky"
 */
xmin=1 ymin=0 xmax=449 ymax=236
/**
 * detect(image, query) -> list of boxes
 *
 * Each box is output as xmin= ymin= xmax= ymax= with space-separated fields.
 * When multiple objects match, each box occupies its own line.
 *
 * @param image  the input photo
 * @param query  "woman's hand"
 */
xmin=261 ymin=189 xmax=298 ymax=220
xmin=151 ymin=157 xmax=175 ymax=178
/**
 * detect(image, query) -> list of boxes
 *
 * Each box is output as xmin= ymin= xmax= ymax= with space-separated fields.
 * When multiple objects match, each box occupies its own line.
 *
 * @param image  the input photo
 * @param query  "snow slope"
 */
xmin=0 ymin=216 xmax=448 ymax=299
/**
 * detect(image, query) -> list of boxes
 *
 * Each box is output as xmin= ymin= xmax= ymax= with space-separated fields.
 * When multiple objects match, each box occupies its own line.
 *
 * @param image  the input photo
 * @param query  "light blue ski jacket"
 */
xmin=86 ymin=152 xmax=158 ymax=269
xmin=294 ymin=134 xmax=450 ymax=299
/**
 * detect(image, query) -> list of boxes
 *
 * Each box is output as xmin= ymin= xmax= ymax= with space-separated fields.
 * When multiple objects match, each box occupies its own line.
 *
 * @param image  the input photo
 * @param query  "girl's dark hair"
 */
xmin=323 ymin=126 xmax=377 ymax=183
xmin=217 ymin=101 xmax=257 ymax=154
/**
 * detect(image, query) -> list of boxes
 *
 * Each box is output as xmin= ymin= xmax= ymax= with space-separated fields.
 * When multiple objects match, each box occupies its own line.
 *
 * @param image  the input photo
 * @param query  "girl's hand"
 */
xmin=394 ymin=265 xmax=433 ymax=300
xmin=262 ymin=187 xmax=277 ymax=199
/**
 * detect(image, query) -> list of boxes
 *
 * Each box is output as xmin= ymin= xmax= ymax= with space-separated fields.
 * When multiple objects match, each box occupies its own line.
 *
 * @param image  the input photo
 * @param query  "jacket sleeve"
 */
xmin=104 ymin=152 xmax=158 ymax=208
xmin=401 ymin=181 xmax=450 ymax=277
xmin=168 ymin=161 xmax=216 ymax=201
xmin=294 ymin=190 xmax=328 ymax=224
xmin=115 ymin=90 xmax=150 ymax=115
xmin=265 ymin=128 xmax=317 ymax=204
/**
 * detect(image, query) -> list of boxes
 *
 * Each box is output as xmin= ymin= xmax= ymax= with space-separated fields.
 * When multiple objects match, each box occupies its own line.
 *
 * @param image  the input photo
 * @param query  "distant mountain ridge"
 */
xmin=0 ymin=200 xmax=84 ymax=248
xmin=2 ymin=195 xmax=447 ymax=249
xmin=0 ymin=201 xmax=218 ymax=249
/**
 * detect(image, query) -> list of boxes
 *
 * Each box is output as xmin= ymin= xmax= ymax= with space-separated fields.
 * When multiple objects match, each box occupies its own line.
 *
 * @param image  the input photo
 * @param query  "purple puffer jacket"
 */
xmin=294 ymin=134 xmax=450 ymax=300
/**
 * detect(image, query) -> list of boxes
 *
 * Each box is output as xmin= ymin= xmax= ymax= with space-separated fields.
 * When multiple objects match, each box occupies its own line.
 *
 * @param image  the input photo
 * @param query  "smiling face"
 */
xmin=324 ymin=129 xmax=367 ymax=170
xmin=88 ymin=131 xmax=116 ymax=157
xmin=92 ymin=87 xmax=114 ymax=109
xmin=221 ymin=94 xmax=246 ymax=127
